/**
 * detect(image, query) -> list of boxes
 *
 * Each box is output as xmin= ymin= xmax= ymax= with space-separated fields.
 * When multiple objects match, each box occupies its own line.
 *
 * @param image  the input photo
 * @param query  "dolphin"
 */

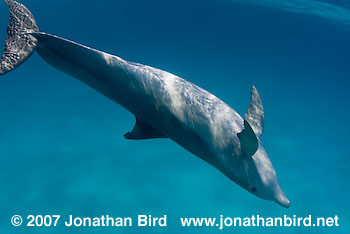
xmin=0 ymin=0 xmax=290 ymax=208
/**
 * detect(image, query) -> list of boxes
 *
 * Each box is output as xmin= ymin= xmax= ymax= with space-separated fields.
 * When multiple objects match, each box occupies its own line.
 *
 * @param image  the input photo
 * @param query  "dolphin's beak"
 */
xmin=274 ymin=187 xmax=290 ymax=208
xmin=276 ymin=196 xmax=290 ymax=208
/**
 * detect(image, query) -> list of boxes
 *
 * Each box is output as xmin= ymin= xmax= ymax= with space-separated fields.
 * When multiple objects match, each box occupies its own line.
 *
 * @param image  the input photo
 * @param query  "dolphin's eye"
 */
xmin=251 ymin=187 xmax=256 ymax=193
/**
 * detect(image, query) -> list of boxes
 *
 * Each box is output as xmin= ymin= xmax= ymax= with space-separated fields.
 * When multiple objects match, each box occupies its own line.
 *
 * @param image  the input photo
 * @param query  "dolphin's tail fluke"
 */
xmin=0 ymin=0 xmax=39 ymax=75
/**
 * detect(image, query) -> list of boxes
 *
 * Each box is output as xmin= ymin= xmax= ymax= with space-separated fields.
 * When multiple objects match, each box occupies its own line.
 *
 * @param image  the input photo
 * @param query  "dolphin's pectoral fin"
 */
xmin=124 ymin=118 xmax=167 ymax=140
xmin=238 ymin=120 xmax=259 ymax=157
xmin=245 ymin=86 xmax=264 ymax=138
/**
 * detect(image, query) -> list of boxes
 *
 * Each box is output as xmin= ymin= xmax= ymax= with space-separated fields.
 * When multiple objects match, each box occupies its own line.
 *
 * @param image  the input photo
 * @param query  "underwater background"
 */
xmin=0 ymin=0 xmax=349 ymax=233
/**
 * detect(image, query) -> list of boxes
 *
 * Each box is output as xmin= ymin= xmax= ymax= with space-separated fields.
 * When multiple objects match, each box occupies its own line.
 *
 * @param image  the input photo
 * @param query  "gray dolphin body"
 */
xmin=0 ymin=0 xmax=290 ymax=207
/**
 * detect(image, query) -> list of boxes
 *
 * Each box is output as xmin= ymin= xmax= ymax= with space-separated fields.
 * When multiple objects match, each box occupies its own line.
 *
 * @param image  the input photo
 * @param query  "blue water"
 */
xmin=0 ymin=0 xmax=349 ymax=233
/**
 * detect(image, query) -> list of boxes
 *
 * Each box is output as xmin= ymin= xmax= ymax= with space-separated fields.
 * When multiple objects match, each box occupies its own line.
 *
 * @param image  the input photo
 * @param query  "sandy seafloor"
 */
xmin=0 ymin=0 xmax=349 ymax=233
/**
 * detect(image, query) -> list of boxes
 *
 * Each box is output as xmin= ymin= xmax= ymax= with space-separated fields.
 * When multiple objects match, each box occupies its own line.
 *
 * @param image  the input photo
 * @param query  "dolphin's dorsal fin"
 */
xmin=245 ymin=86 xmax=264 ymax=138
xmin=124 ymin=118 xmax=167 ymax=140
xmin=238 ymin=120 xmax=259 ymax=157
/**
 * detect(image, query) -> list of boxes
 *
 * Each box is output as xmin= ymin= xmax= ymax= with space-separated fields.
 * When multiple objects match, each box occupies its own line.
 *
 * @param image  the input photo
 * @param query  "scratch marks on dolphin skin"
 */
xmin=159 ymin=72 xmax=187 ymax=122
xmin=153 ymin=69 xmax=237 ymax=148
xmin=232 ymin=0 xmax=350 ymax=24
xmin=101 ymin=52 xmax=124 ymax=67
xmin=128 ymin=62 xmax=243 ymax=149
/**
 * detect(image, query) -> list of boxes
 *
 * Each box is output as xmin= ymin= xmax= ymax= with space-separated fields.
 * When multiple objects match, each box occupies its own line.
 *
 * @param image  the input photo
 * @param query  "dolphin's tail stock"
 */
xmin=0 ymin=0 xmax=39 ymax=75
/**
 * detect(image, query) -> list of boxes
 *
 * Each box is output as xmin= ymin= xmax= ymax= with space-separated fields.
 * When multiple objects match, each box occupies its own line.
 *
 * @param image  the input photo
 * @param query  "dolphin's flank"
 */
xmin=0 ymin=0 xmax=290 ymax=208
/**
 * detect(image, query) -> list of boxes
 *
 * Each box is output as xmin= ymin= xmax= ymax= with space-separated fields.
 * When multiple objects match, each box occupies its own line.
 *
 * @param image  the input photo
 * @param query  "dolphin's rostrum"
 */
xmin=0 ymin=0 xmax=290 ymax=208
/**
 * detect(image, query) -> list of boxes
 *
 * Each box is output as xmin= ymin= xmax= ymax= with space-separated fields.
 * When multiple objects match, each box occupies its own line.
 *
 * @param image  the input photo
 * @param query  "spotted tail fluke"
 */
xmin=0 ymin=0 xmax=39 ymax=75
